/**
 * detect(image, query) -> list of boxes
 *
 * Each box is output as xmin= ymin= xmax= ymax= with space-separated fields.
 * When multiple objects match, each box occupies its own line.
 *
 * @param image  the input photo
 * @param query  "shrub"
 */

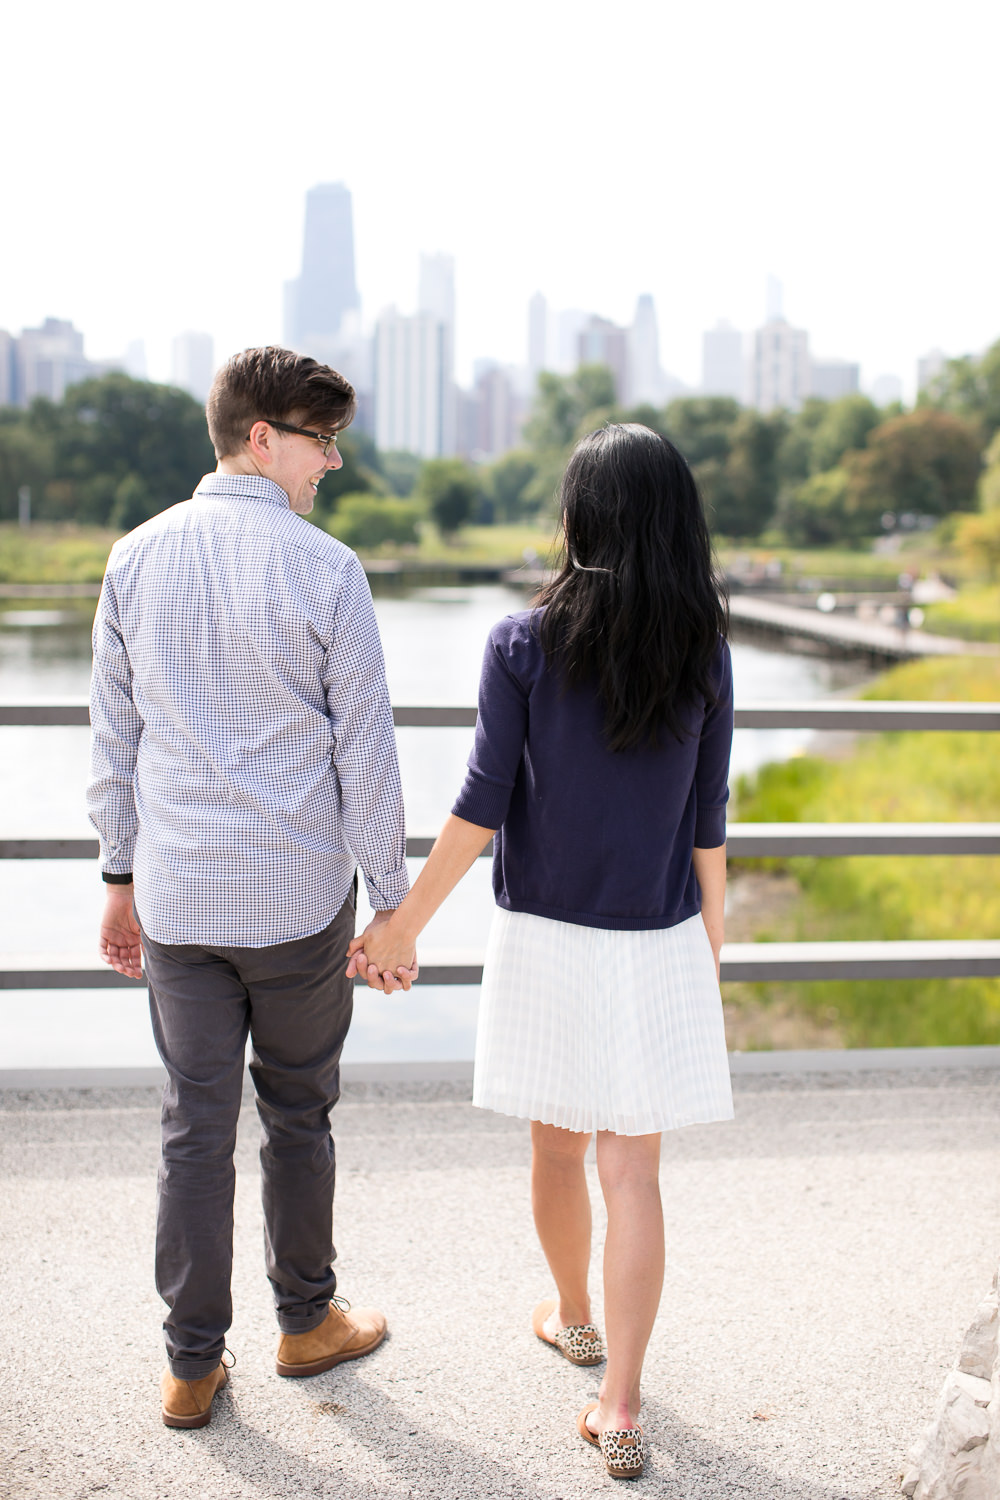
xmin=323 ymin=493 xmax=421 ymax=550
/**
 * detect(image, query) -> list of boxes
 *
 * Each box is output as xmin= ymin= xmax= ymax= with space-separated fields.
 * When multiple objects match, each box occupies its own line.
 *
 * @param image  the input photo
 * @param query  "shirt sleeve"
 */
xmin=87 ymin=570 xmax=142 ymax=875
xmin=451 ymin=622 xmax=528 ymax=830
xmin=322 ymin=554 xmax=409 ymax=911
xmin=693 ymin=638 xmax=734 ymax=848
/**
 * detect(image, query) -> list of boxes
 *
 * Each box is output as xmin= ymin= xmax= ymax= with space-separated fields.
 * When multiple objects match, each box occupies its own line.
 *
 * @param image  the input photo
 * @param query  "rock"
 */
xmin=956 ymin=1283 xmax=999 ymax=1382
xmin=902 ymin=1260 xmax=1000 ymax=1498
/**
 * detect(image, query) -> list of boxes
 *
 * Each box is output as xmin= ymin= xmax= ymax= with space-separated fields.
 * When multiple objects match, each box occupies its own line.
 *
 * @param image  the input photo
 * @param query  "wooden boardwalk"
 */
xmin=729 ymin=592 xmax=996 ymax=659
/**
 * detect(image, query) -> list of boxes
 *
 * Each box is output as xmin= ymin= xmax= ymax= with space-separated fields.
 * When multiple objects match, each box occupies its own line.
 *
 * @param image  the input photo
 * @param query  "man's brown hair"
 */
xmin=206 ymin=346 xmax=357 ymax=459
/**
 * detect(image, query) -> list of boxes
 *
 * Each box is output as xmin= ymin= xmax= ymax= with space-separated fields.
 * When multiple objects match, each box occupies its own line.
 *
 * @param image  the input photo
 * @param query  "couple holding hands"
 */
xmin=90 ymin=346 xmax=733 ymax=1480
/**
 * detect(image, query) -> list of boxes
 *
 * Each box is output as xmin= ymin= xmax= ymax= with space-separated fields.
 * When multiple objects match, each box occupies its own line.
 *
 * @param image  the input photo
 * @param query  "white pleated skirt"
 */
xmin=472 ymin=908 xmax=734 ymax=1137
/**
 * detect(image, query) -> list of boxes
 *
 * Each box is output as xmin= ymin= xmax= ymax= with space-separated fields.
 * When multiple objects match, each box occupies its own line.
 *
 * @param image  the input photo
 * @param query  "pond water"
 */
xmin=0 ymin=586 xmax=871 ymax=1068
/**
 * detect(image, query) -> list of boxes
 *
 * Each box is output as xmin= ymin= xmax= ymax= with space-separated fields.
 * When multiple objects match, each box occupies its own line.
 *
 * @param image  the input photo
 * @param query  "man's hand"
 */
xmin=99 ymin=885 xmax=143 ymax=979
xmin=346 ymin=909 xmax=418 ymax=993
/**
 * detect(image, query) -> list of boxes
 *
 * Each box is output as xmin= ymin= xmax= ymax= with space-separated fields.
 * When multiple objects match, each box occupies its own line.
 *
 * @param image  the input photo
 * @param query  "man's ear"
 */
xmin=246 ymin=420 xmax=274 ymax=463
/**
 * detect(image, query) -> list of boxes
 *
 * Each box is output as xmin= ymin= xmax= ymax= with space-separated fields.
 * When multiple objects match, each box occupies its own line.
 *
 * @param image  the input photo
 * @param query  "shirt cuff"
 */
xmin=362 ymin=865 xmax=411 ymax=912
xmin=694 ymin=805 xmax=728 ymax=848
xmin=102 ymin=871 xmax=134 ymax=884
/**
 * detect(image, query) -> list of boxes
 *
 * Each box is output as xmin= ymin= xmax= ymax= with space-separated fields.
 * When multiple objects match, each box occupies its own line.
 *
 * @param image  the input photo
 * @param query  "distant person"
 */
xmin=347 ymin=423 xmax=734 ymax=1479
xmin=88 ymin=347 xmax=413 ymax=1430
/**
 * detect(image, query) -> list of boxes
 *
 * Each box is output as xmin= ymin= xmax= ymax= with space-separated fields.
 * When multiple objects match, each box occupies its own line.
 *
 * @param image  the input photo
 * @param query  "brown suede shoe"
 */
xmin=161 ymin=1364 xmax=228 ymax=1429
xmin=275 ymin=1299 xmax=387 ymax=1377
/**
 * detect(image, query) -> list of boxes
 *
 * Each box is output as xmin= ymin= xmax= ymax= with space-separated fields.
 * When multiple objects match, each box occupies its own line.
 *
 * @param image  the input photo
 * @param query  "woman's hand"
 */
xmin=346 ymin=911 xmax=419 ymax=992
xmin=345 ymin=816 xmax=496 ymax=993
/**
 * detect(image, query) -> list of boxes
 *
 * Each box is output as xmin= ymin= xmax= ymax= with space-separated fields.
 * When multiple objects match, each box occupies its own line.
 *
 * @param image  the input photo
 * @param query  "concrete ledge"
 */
xmin=2 ymin=1048 xmax=999 ymax=1092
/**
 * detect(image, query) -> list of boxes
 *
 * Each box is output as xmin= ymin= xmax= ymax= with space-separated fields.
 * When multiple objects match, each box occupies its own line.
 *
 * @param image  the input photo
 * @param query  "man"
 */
xmin=88 ymin=346 xmax=412 ymax=1430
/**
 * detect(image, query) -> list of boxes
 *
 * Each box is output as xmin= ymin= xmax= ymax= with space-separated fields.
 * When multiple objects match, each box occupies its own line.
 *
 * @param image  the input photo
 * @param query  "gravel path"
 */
xmin=2 ymin=1067 xmax=998 ymax=1500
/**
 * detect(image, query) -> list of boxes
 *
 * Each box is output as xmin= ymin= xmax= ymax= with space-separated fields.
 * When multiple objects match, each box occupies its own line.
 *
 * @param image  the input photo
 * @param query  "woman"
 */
xmin=347 ymin=423 xmax=734 ymax=1478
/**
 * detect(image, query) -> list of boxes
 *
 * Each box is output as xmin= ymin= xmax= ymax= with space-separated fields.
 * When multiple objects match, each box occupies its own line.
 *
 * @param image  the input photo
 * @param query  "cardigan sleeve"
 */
xmin=451 ymin=620 xmax=529 ymax=830
xmin=693 ymin=639 xmax=734 ymax=848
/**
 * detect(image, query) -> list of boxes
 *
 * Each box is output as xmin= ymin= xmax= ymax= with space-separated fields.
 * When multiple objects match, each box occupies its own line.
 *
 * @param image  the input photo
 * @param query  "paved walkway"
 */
xmin=2 ymin=1063 xmax=999 ymax=1500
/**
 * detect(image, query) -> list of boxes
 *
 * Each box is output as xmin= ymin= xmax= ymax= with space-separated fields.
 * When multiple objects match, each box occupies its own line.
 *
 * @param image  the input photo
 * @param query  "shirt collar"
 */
xmin=194 ymin=471 xmax=290 ymax=508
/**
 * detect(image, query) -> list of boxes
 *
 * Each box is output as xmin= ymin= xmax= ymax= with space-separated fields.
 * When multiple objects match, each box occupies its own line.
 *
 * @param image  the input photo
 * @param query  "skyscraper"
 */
xmin=284 ymin=183 xmax=360 ymax=359
xmin=809 ymin=359 xmax=859 ymax=401
xmin=577 ymin=316 xmax=628 ymax=401
xmin=171 ymin=332 xmax=215 ymax=403
xmin=374 ymin=308 xmax=451 ymax=458
xmin=528 ymin=292 xmax=549 ymax=382
xmin=701 ymin=321 xmax=744 ymax=400
xmin=748 ymin=318 xmax=810 ymax=412
xmin=627 ymin=294 xmax=662 ymax=405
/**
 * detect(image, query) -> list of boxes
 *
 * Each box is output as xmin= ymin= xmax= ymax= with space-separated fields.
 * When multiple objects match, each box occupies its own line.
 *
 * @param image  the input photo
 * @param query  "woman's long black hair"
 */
xmin=535 ymin=423 xmax=728 ymax=752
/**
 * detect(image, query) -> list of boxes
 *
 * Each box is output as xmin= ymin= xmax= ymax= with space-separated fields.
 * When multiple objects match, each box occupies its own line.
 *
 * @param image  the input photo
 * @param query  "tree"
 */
xmin=776 ymin=399 xmax=828 ymax=487
xmin=379 ymin=449 xmax=423 ymax=498
xmin=809 ymin=394 xmax=882 ymax=475
xmin=922 ymin=337 xmax=1000 ymax=443
xmin=59 ymin=373 xmax=216 ymax=524
xmin=324 ymin=494 xmax=421 ymax=550
xmin=522 ymin=365 xmax=618 ymax=450
xmin=484 ymin=451 xmax=540 ymax=522
xmin=661 ymin=397 xmax=741 ymax=467
xmin=844 ymin=408 xmax=982 ymax=530
xmin=416 ymin=458 xmax=479 ymax=538
xmin=708 ymin=411 xmax=786 ymax=537
xmin=777 ymin=468 xmax=851 ymax=547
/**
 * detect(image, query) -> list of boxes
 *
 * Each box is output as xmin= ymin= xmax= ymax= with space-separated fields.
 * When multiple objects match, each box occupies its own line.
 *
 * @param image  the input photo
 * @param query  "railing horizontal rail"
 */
xmin=4 ymin=940 xmax=999 ymax=990
xmin=3 ymin=701 xmax=1000 ymax=731
xmin=6 ymin=823 xmax=1000 ymax=862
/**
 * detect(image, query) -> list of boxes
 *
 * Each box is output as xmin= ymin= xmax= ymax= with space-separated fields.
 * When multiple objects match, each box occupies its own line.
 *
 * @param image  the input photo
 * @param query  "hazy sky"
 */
xmin=3 ymin=0 xmax=997 ymax=398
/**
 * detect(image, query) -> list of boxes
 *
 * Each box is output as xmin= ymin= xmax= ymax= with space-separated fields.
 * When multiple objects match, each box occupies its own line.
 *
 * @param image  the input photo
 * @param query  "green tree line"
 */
xmin=2 ymin=338 xmax=998 ymax=553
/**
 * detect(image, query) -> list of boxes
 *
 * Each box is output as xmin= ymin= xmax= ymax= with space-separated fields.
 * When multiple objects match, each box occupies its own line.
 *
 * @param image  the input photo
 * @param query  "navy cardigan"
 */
xmin=451 ymin=611 xmax=733 ymax=932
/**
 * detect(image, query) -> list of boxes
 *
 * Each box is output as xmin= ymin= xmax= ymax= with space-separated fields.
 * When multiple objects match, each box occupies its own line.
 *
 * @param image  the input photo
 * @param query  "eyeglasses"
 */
xmin=250 ymin=419 xmax=340 ymax=458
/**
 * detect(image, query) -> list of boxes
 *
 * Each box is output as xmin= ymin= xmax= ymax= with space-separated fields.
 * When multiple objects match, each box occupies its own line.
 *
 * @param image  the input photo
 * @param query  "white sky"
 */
xmin=2 ymin=0 xmax=998 ymax=398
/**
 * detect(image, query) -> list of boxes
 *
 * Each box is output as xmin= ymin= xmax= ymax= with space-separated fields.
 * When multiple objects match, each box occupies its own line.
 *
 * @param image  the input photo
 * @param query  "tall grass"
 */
xmin=731 ymin=656 xmax=1000 ymax=1047
xmin=0 ymin=526 xmax=116 ymax=584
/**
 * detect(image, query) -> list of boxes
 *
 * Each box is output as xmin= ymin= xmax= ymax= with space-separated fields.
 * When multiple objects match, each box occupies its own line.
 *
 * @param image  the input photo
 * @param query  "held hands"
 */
xmin=99 ymin=886 xmax=143 ymax=979
xmin=346 ymin=909 xmax=419 ymax=993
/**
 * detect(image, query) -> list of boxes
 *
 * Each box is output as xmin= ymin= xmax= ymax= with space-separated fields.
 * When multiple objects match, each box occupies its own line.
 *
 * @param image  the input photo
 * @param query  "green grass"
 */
xmin=922 ymin=583 xmax=1000 ymax=642
xmin=356 ymin=521 xmax=561 ymax=568
xmin=0 ymin=525 xmax=117 ymax=583
xmin=731 ymin=656 xmax=1000 ymax=1047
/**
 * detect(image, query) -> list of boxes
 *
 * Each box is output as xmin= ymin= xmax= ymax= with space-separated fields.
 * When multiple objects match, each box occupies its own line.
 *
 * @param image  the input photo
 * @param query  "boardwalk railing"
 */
xmin=3 ymin=700 xmax=999 ymax=989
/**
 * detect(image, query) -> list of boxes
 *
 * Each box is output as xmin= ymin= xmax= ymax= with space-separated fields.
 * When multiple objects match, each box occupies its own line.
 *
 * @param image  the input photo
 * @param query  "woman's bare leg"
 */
xmin=590 ymin=1130 xmax=664 ymax=1431
xmin=530 ymin=1120 xmax=593 ymax=1329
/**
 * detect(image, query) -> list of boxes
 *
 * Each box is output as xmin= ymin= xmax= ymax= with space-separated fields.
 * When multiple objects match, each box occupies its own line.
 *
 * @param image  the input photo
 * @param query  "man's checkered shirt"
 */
xmin=87 ymin=471 xmax=409 ymax=947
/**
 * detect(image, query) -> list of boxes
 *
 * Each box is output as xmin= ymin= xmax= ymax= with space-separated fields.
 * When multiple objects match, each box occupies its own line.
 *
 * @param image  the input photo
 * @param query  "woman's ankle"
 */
xmin=557 ymin=1296 xmax=592 ymax=1328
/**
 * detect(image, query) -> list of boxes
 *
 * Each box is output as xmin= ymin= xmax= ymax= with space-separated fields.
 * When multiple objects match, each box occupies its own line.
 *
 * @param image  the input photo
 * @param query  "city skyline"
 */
xmin=2 ymin=0 xmax=998 ymax=403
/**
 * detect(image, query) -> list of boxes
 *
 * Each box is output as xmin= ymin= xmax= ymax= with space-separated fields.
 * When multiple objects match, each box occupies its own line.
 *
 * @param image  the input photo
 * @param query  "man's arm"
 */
xmin=87 ymin=573 xmax=144 ymax=974
xmin=321 ymin=556 xmax=409 ymax=912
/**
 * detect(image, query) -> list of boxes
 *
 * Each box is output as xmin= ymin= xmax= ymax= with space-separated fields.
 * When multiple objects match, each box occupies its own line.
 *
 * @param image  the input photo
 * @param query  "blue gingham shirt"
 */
xmin=87 ymin=471 xmax=409 ymax=947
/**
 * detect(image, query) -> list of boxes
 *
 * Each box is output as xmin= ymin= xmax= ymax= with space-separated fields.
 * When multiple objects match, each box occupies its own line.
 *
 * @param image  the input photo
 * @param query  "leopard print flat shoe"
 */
xmin=576 ymin=1401 xmax=646 ymax=1479
xmin=532 ymin=1298 xmax=605 ymax=1366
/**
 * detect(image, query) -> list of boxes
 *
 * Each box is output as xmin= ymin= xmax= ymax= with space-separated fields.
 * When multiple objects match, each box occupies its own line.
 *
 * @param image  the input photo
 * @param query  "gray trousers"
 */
xmin=142 ymin=891 xmax=355 ymax=1380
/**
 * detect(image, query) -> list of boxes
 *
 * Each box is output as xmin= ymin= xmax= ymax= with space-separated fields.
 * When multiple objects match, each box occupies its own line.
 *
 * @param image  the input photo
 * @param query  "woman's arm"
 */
xmin=692 ymin=842 xmax=726 ymax=981
xmin=346 ymin=814 xmax=496 ymax=988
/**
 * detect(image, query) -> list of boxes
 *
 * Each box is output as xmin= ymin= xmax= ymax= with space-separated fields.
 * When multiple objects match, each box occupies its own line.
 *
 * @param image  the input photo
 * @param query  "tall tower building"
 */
xmin=627 ymin=294 xmax=662 ymax=405
xmin=748 ymin=318 xmax=810 ymax=412
xmin=528 ymin=292 xmax=549 ymax=383
xmin=374 ymin=308 xmax=452 ymax=458
xmin=417 ymin=252 xmax=456 ymax=454
xmin=284 ymin=183 xmax=360 ymax=360
xmin=171 ymin=332 xmax=215 ymax=402
xmin=16 ymin=318 xmax=92 ymax=405
xmin=809 ymin=358 xmax=859 ymax=401
xmin=702 ymin=321 xmax=744 ymax=399
xmin=577 ymin=316 xmax=628 ymax=401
